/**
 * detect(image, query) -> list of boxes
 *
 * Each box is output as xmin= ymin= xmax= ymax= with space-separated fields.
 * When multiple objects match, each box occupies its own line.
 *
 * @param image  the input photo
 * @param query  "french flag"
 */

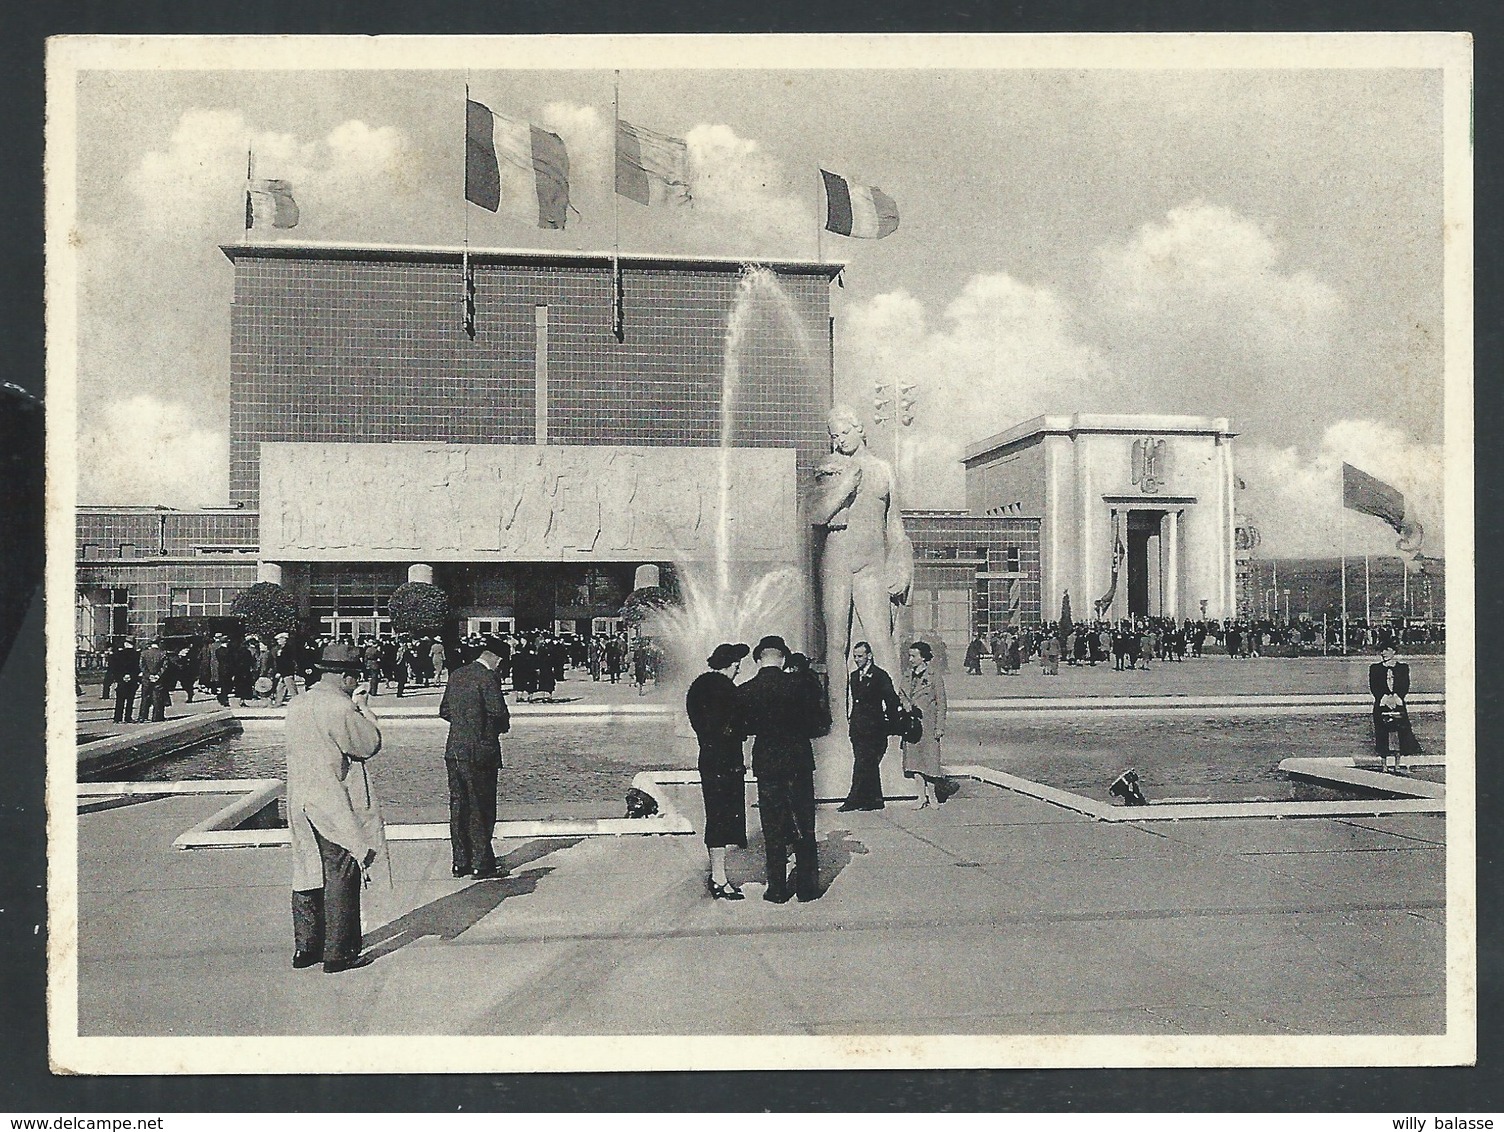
xmin=466 ymin=98 xmax=570 ymax=230
xmin=821 ymin=169 xmax=899 ymax=239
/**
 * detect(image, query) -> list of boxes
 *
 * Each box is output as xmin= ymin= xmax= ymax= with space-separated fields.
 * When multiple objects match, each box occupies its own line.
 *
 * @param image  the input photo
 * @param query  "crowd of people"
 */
xmin=93 ymin=626 xmax=670 ymax=724
xmin=956 ymin=616 xmax=1446 ymax=679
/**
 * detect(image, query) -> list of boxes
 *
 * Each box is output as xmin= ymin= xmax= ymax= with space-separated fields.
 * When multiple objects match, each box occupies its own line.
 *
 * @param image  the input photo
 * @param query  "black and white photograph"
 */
xmin=46 ymin=33 xmax=1474 ymax=1073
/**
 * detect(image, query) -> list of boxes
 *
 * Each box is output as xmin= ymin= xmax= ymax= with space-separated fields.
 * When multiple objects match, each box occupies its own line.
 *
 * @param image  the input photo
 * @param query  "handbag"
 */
xmin=899 ymin=706 xmax=924 ymax=745
xmin=254 ymin=675 xmax=275 ymax=695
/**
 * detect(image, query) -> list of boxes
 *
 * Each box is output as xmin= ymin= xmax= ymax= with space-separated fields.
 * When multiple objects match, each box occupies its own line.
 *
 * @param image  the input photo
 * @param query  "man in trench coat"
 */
xmin=286 ymin=641 xmax=386 ymax=974
xmin=439 ymin=635 xmax=511 ymax=879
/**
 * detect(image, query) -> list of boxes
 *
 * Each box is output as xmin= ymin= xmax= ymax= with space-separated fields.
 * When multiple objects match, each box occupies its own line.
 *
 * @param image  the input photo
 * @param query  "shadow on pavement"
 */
xmin=724 ymin=827 xmax=869 ymax=900
xmin=364 ymin=836 xmax=583 ymax=960
xmin=816 ymin=828 xmax=869 ymax=895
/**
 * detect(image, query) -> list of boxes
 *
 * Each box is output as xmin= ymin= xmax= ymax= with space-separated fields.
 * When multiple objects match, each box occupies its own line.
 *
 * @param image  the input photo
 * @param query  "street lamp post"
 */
xmin=873 ymin=378 xmax=919 ymax=495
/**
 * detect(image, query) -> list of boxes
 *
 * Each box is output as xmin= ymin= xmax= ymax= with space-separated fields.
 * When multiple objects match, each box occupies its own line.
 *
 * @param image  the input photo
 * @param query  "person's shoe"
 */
xmin=451 ymin=865 xmax=472 ymax=878
xmin=292 ymin=951 xmax=321 ymax=969
xmin=323 ymin=954 xmax=373 ymax=974
xmin=837 ymin=801 xmax=860 ymax=812
xmin=471 ymin=865 xmax=502 ymax=880
xmin=763 ymin=888 xmax=792 ymax=904
xmin=710 ymin=881 xmax=745 ymax=900
xmin=796 ymin=889 xmax=821 ymax=903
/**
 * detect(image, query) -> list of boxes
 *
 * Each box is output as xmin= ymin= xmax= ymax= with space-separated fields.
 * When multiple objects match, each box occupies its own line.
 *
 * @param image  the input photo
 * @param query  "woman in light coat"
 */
xmin=901 ymin=640 xmax=953 ymax=809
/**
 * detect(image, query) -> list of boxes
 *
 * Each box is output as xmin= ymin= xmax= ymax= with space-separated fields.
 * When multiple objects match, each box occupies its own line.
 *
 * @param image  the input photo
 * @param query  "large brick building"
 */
xmin=75 ymin=240 xmax=1053 ymax=657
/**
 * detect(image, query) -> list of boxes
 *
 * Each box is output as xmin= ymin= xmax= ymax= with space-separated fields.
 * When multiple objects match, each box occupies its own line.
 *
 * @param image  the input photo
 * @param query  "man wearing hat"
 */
xmin=686 ymin=642 xmax=751 ymax=899
xmin=1370 ymin=644 xmax=1423 ymax=772
xmin=737 ymin=635 xmax=823 ymax=903
xmin=136 ymin=637 xmax=171 ymax=723
xmin=285 ymin=641 xmax=386 ymax=974
xmin=439 ymin=635 xmax=511 ymax=879
xmin=108 ymin=637 xmax=140 ymax=724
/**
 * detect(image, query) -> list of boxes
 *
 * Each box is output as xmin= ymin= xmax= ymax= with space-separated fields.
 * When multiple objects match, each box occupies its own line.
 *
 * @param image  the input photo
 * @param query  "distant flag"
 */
xmin=821 ymin=169 xmax=899 ymax=239
xmin=245 ymin=179 xmax=299 ymax=229
xmin=465 ymin=98 xmax=570 ymax=229
xmin=615 ymin=120 xmax=692 ymax=207
xmin=1342 ymin=462 xmax=1425 ymax=554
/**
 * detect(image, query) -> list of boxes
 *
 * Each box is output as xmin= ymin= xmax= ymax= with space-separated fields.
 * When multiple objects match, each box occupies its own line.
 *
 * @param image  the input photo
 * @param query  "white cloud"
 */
xmin=832 ymin=203 xmax=1444 ymax=552
xmin=1088 ymin=201 xmax=1346 ymax=424
xmin=79 ymin=109 xmax=429 ymax=502
xmin=1238 ymin=420 xmax=1444 ymax=558
xmin=683 ymin=123 xmax=808 ymax=248
xmin=836 ymin=275 xmax=1111 ymax=508
xmin=78 ymin=396 xmax=229 ymax=508
xmin=539 ymin=101 xmax=610 ymax=186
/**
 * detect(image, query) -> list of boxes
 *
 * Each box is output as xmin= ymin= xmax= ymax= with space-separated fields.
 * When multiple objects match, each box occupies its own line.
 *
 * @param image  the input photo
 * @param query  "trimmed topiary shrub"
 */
xmin=621 ymin=585 xmax=675 ymax=627
xmin=229 ymin=581 xmax=299 ymax=639
xmin=388 ymin=581 xmax=450 ymax=636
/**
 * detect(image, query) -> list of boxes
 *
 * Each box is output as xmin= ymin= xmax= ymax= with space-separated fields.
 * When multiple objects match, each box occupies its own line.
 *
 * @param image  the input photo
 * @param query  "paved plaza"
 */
xmin=74 ymin=651 xmax=1449 ymax=1040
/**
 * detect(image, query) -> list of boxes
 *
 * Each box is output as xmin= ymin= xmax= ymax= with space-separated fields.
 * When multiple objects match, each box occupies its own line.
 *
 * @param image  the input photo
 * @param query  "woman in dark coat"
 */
xmin=686 ymin=643 xmax=750 ymax=899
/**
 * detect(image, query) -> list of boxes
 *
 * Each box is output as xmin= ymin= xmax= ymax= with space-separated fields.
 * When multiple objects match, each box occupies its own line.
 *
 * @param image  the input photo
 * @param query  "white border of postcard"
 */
xmin=44 ymin=31 xmax=1475 ymax=1074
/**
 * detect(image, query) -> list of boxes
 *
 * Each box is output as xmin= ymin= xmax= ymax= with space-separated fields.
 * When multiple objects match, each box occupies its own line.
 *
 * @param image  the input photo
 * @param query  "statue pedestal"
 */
xmin=813 ymin=733 xmax=917 ymax=803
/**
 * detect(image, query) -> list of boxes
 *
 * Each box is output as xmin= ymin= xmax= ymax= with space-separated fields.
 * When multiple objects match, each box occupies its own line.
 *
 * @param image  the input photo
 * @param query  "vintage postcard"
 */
xmin=45 ymin=32 xmax=1474 ymax=1073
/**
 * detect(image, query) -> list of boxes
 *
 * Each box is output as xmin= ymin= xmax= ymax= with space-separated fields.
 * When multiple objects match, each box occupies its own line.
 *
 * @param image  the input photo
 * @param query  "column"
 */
xmin=534 ymin=304 xmax=549 ymax=445
xmin=256 ymin=561 xmax=284 ymax=585
xmin=408 ymin=563 xmax=434 ymax=585
xmin=1162 ymin=510 xmax=1180 ymax=620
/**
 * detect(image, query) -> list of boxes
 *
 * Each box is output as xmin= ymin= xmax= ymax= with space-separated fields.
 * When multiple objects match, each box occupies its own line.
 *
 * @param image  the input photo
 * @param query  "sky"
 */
xmin=67 ymin=57 xmax=1450 ymax=558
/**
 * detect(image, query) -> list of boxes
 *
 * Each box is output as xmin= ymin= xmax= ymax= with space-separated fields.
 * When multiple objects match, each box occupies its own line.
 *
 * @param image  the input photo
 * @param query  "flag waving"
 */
xmin=1342 ymin=462 xmax=1406 ymax=528
xmin=616 ymin=120 xmax=691 ymax=206
xmin=466 ymin=99 xmax=571 ymax=229
xmin=821 ymin=169 xmax=899 ymax=239
xmin=246 ymin=179 xmax=299 ymax=229
xmin=1342 ymin=461 xmax=1424 ymax=554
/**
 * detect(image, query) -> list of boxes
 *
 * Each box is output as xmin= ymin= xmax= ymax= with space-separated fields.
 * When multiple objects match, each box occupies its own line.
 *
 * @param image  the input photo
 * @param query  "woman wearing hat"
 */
xmin=686 ymin=642 xmax=750 ymax=899
xmin=902 ymin=640 xmax=957 ymax=809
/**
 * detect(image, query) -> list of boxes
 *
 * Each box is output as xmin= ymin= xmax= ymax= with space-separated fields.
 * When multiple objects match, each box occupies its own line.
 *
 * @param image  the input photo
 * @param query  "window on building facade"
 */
xmin=1007 ymin=547 xmax=1021 ymax=572
xmin=307 ymin=569 xmax=400 ymax=620
xmin=80 ymin=543 xmax=99 ymax=560
xmin=118 ymin=543 xmax=136 ymax=559
xmin=169 ymin=587 xmax=238 ymax=618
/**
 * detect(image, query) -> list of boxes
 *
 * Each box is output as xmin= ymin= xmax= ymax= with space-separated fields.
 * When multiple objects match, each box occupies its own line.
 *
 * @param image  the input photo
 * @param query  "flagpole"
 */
xmin=245 ymin=143 xmax=253 ymax=240
xmin=1365 ymin=553 xmax=1371 ymax=624
xmin=463 ymin=81 xmax=472 ymax=339
xmin=1340 ymin=512 xmax=1348 ymax=655
xmin=612 ymin=72 xmax=623 ymax=342
xmin=816 ymin=168 xmax=824 ymax=264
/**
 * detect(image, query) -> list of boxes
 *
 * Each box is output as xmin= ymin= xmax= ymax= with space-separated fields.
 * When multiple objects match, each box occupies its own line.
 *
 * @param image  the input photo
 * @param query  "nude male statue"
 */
xmin=811 ymin=405 xmax=914 ymax=739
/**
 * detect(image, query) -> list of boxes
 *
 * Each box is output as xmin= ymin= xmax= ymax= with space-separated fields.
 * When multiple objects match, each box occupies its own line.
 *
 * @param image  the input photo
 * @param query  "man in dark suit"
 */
xmin=108 ymin=638 xmax=140 ymax=723
xmin=738 ymin=635 xmax=822 ymax=903
xmin=136 ymin=637 xmax=171 ymax=722
xmin=839 ymin=640 xmax=902 ymax=812
xmin=1370 ymin=645 xmax=1422 ymax=772
xmin=439 ymin=635 xmax=511 ymax=879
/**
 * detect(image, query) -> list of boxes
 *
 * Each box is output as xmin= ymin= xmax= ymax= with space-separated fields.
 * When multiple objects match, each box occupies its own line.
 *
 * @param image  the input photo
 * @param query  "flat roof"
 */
xmin=220 ymin=240 xmax=845 ymax=278
xmin=964 ymin=413 xmax=1237 ymax=465
xmin=78 ymin=505 xmax=257 ymax=515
